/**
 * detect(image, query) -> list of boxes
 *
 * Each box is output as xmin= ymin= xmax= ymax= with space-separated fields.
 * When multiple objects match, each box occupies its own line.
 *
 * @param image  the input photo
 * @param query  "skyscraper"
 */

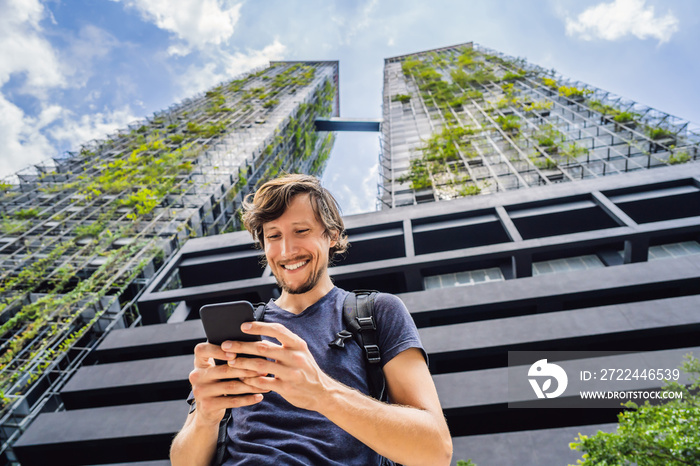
xmin=380 ymin=42 xmax=698 ymax=208
xmin=0 ymin=60 xmax=338 ymax=462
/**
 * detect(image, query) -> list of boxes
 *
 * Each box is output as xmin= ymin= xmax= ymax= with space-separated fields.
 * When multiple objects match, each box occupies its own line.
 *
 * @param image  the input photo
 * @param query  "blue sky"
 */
xmin=1 ymin=0 xmax=698 ymax=215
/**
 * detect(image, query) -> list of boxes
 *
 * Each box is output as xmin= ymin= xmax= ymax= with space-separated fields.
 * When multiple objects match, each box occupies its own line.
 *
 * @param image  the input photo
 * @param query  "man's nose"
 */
xmin=280 ymin=236 xmax=298 ymax=257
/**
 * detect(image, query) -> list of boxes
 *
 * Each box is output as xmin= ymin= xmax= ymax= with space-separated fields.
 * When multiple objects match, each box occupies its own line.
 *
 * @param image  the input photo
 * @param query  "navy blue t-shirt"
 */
xmin=218 ymin=287 xmax=425 ymax=465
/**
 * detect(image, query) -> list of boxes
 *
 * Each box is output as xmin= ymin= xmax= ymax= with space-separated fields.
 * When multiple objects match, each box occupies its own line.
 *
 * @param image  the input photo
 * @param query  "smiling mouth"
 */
xmin=282 ymin=260 xmax=309 ymax=271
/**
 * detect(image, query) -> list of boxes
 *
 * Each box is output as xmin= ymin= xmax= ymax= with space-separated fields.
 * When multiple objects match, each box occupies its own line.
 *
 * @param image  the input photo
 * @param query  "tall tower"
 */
xmin=380 ymin=42 xmax=699 ymax=208
xmin=0 ymin=60 xmax=338 ymax=461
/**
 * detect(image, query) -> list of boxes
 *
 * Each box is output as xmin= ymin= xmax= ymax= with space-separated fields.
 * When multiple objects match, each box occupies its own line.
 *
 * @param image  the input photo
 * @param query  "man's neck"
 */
xmin=275 ymin=276 xmax=335 ymax=315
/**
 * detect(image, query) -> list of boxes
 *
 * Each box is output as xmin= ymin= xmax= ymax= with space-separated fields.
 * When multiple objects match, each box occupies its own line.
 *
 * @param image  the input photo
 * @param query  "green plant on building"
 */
xmin=647 ymin=127 xmax=675 ymax=141
xmin=0 ymin=62 xmax=337 ymax=416
xmin=668 ymin=151 xmax=690 ymax=165
xmin=558 ymin=85 xmax=591 ymax=99
xmin=534 ymin=124 xmax=564 ymax=153
xmin=496 ymin=114 xmax=521 ymax=133
xmin=561 ymin=142 xmax=589 ymax=162
xmin=392 ymin=94 xmax=411 ymax=104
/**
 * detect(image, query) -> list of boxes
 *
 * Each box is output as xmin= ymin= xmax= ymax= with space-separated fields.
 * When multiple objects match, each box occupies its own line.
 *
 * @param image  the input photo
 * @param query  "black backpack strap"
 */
xmin=342 ymin=290 xmax=397 ymax=465
xmin=254 ymin=302 xmax=266 ymax=321
xmin=341 ymin=290 xmax=388 ymax=403
xmin=212 ymin=408 xmax=231 ymax=466
xmin=212 ymin=301 xmax=267 ymax=466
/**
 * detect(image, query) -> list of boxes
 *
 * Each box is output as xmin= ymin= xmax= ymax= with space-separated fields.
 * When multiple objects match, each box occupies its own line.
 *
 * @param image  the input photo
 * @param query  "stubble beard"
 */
xmin=274 ymin=260 xmax=327 ymax=295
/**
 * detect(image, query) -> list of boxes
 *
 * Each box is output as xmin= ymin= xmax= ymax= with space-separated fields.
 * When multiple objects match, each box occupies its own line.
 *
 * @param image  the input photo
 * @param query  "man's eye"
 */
xmin=297 ymin=229 xmax=309 ymax=234
xmin=267 ymin=234 xmax=280 ymax=240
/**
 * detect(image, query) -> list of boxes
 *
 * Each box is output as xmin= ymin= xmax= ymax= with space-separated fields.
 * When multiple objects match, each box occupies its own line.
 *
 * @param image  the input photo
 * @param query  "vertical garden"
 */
xmin=0 ymin=61 xmax=337 ymax=429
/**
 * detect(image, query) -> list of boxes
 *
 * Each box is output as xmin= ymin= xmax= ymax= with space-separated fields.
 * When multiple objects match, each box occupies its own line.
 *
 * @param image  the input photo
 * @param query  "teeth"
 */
xmin=283 ymin=261 xmax=307 ymax=270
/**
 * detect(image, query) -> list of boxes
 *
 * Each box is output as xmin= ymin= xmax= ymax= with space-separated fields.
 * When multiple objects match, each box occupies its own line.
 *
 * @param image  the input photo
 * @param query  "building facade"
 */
xmin=14 ymin=162 xmax=699 ymax=465
xmin=380 ymin=42 xmax=699 ymax=208
xmin=0 ymin=60 xmax=338 ymax=463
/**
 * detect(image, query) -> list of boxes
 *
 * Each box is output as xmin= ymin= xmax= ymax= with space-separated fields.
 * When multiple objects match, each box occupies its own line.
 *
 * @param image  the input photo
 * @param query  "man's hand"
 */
xmin=221 ymin=321 xmax=334 ymax=412
xmin=189 ymin=341 xmax=270 ymax=426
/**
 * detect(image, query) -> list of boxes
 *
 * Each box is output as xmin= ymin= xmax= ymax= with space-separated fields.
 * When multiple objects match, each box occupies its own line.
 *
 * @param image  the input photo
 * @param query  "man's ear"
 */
xmin=328 ymin=229 xmax=339 ymax=248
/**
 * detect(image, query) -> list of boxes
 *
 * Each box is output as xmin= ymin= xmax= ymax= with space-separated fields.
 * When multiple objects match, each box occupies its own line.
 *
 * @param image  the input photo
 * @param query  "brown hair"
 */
xmin=242 ymin=174 xmax=349 ymax=261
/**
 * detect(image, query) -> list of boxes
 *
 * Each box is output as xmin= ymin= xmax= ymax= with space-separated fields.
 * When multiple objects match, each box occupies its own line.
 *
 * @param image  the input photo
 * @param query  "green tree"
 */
xmin=570 ymin=355 xmax=700 ymax=465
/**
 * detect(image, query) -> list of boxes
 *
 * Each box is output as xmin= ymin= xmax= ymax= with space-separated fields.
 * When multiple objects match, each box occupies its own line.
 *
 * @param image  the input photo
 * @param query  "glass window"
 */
xmin=649 ymin=241 xmax=700 ymax=261
xmin=532 ymin=254 xmax=604 ymax=276
xmin=423 ymin=267 xmax=504 ymax=290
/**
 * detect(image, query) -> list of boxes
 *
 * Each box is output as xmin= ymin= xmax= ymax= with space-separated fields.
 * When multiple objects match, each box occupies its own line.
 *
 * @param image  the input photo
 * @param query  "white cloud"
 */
xmin=565 ymin=0 xmax=679 ymax=44
xmin=0 ymin=95 xmax=56 ymax=177
xmin=332 ymin=156 xmax=378 ymax=216
xmin=64 ymin=25 xmax=121 ymax=88
xmin=177 ymin=39 xmax=286 ymax=97
xmin=0 ymin=0 xmax=132 ymax=178
xmin=331 ymin=0 xmax=380 ymax=45
xmin=0 ymin=0 xmax=66 ymax=93
xmin=48 ymin=106 xmax=138 ymax=151
xmin=116 ymin=0 xmax=242 ymax=55
xmin=0 ymin=91 xmax=138 ymax=178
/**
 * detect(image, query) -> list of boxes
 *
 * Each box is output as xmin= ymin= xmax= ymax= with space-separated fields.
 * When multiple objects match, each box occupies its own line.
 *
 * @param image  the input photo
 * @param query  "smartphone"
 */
xmin=199 ymin=300 xmax=262 ymax=365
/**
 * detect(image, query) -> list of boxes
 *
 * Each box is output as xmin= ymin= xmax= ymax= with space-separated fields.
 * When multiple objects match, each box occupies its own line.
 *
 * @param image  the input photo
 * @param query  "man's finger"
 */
xmin=193 ymin=342 xmax=237 ymax=368
xmin=238 ymin=321 xmax=302 ymax=348
xmin=200 ymin=393 xmax=264 ymax=412
xmin=240 ymin=376 xmax=276 ymax=391
xmin=221 ymin=379 xmax=271 ymax=396
xmin=219 ymin=363 xmax=264 ymax=379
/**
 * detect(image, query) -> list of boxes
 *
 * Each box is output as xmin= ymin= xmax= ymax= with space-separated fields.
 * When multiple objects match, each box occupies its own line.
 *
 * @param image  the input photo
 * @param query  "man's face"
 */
xmin=262 ymin=193 xmax=336 ymax=295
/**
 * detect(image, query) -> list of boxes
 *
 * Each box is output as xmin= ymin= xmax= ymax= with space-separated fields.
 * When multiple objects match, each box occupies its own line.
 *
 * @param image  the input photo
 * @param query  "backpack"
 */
xmin=212 ymin=289 xmax=395 ymax=466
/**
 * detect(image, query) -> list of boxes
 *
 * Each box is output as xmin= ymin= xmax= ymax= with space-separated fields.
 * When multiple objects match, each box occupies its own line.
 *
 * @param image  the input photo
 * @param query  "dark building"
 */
xmin=9 ymin=43 xmax=700 ymax=465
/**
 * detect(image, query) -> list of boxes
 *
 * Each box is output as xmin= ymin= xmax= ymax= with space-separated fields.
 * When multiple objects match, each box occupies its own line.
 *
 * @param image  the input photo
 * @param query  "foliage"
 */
xmin=269 ymin=64 xmax=315 ymax=90
xmin=496 ymin=114 xmax=521 ymax=133
xmin=668 ymin=152 xmax=690 ymax=165
xmin=648 ymin=127 xmax=675 ymax=141
xmin=532 ymin=156 xmax=558 ymax=170
xmin=558 ymin=85 xmax=592 ymax=99
xmin=523 ymin=100 xmax=553 ymax=113
xmin=459 ymin=185 xmax=481 ymax=196
xmin=398 ymin=123 xmax=479 ymax=192
xmin=457 ymin=461 xmax=477 ymax=466
xmin=122 ymin=188 xmax=159 ymax=220
xmin=168 ymin=134 xmax=185 ymax=145
xmin=542 ymin=77 xmax=558 ymax=88
xmin=570 ymin=355 xmax=700 ymax=466
xmin=535 ymin=125 xmax=564 ymax=148
xmin=0 ymin=216 xmax=28 ymax=235
xmin=186 ymin=122 xmax=226 ymax=138
xmin=561 ymin=142 xmax=589 ymax=161
xmin=613 ymin=112 xmax=637 ymax=124
xmin=457 ymin=48 xmax=477 ymax=68
xmin=502 ymin=70 xmax=526 ymax=81
xmin=74 ymin=221 xmax=105 ymax=239
xmin=588 ymin=100 xmax=621 ymax=116
xmin=14 ymin=208 xmax=40 ymax=220
xmin=392 ymin=94 xmax=412 ymax=104
xmin=0 ymin=181 xmax=13 ymax=192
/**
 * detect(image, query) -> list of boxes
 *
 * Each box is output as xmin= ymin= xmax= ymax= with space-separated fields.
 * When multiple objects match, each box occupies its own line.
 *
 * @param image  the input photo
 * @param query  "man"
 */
xmin=170 ymin=174 xmax=452 ymax=466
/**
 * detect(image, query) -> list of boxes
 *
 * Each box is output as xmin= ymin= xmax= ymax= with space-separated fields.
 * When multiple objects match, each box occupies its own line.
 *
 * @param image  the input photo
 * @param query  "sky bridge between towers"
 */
xmin=314 ymin=117 xmax=382 ymax=132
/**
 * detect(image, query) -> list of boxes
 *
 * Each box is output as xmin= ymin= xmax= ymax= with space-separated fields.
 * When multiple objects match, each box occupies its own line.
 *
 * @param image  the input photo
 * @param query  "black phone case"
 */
xmin=199 ymin=301 xmax=262 ymax=364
